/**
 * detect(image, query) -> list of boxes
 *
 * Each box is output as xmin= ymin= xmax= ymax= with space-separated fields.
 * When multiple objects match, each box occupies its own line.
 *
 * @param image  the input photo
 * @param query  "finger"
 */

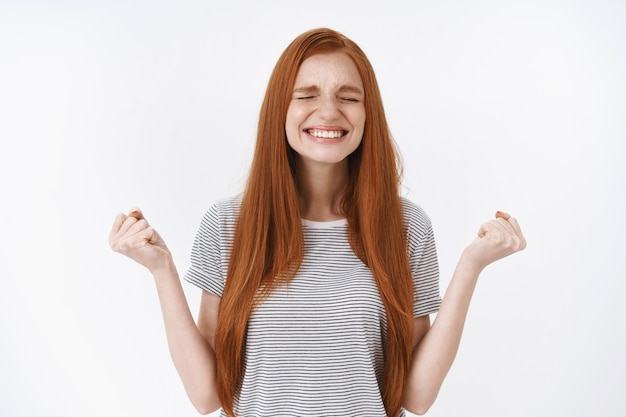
xmin=125 ymin=218 xmax=150 ymax=236
xmin=506 ymin=217 xmax=527 ymax=248
xmin=506 ymin=216 xmax=522 ymax=234
xmin=128 ymin=207 xmax=145 ymax=221
xmin=117 ymin=215 xmax=139 ymax=235
xmin=495 ymin=210 xmax=511 ymax=220
xmin=485 ymin=216 xmax=527 ymax=251
xmin=494 ymin=211 xmax=523 ymax=238
xmin=477 ymin=218 xmax=509 ymax=238
xmin=114 ymin=227 xmax=155 ymax=253
xmin=117 ymin=207 xmax=148 ymax=235
xmin=109 ymin=213 xmax=127 ymax=246
xmin=495 ymin=211 xmax=525 ymax=243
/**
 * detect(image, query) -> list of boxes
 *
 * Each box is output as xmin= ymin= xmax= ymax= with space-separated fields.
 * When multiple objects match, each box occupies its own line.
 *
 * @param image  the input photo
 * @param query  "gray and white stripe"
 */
xmin=185 ymin=196 xmax=441 ymax=417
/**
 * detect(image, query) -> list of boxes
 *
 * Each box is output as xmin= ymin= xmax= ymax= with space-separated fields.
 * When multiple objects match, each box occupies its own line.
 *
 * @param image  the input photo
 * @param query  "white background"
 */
xmin=1 ymin=1 xmax=625 ymax=416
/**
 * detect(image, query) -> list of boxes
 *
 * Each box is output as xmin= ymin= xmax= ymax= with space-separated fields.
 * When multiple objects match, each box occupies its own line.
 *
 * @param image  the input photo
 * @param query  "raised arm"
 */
xmin=109 ymin=209 xmax=220 ymax=414
xmin=403 ymin=212 xmax=526 ymax=415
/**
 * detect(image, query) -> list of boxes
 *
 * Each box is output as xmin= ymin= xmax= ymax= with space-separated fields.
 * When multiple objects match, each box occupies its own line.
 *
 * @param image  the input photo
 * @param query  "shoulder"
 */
xmin=211 ymin=194 xmax=242 ymax=213
xmin=194 ymin=195 xmax=242 ymax=242
xmin=400 ymin=197 xmax=437 ymax=255
xmin=400 ymin=198 xmax=439 ymax=268
xmin=400 ymin=197 xmax=433 ymax=232
xmin=204 ymin=194 xmax=242 ymax=223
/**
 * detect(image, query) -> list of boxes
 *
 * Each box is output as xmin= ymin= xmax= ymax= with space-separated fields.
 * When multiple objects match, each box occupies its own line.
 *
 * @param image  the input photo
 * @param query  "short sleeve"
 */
xmin=402 ymin=199 xmax=442 ymax=317
xmin=184 ymin=197 xmax=239 ymax=297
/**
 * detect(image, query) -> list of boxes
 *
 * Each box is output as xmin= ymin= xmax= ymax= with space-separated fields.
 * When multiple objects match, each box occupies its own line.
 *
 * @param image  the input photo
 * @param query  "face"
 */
xmin=285 ymin=52 xmax=366 ymax=168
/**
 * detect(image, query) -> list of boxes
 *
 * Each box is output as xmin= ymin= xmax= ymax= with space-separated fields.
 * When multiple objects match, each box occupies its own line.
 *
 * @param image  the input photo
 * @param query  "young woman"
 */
xmin=109 ymin=28 xmax=526 ymax=417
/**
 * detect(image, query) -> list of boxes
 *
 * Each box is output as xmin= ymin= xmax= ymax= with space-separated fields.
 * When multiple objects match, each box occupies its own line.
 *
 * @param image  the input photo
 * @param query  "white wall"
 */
xmin=1 ymin=1 xmax=624 ymax=416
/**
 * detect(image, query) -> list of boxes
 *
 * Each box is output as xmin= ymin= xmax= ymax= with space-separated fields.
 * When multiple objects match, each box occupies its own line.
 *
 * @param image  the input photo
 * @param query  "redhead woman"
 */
xmin=109 ymin=28 xmax=526 ymax=417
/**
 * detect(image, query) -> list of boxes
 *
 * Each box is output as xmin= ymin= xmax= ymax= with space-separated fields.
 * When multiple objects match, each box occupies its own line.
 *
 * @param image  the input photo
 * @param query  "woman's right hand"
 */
xmin=109 ymin=208 xmax=173 ymax=273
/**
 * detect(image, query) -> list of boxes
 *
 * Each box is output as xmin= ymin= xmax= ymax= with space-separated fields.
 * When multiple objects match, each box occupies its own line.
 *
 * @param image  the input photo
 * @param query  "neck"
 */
xmin=295 ymin=158 xmax=349 ymax=221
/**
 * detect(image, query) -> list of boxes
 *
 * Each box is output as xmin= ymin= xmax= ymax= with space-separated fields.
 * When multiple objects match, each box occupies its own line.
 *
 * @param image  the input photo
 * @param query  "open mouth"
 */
xmin=305 ymin=129 xmax=348 ymax=139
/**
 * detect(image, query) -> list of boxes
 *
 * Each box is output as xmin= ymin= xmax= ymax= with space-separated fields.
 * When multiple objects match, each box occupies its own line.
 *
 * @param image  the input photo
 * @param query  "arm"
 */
xmin=109 ymin=209 xmax=221 ymax=415
xmin=403 ymin=213 xmax=526 ymax=415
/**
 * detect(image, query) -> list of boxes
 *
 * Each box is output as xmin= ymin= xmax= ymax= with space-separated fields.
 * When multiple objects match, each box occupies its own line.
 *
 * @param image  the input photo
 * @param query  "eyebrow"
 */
xmin=292 ymin=84 xmax=364 ymax=95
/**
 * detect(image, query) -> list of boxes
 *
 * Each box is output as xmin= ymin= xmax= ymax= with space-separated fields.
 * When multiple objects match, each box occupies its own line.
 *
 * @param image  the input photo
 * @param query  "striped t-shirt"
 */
xmin=184 ymin=195 xmax=441 ymax=417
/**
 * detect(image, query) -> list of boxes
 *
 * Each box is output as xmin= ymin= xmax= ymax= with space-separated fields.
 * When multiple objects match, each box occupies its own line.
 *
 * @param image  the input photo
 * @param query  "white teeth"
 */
xmin=308 ymin=129 xmax=344 ymax=138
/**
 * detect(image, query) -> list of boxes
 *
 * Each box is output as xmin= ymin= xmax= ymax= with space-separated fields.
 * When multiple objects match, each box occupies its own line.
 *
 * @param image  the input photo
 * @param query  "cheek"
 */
xmin=285 ymin=104 xmax=312 ymax=138
xmin=348 ymin=105 xmax=366 ymax=130
xmin=353 ymin=113 xmax=366 ymax=138
xmin=284 ymin=110 xmax=298 ymax=141
xmin=285 ymin=109 xmax=305 ymax=150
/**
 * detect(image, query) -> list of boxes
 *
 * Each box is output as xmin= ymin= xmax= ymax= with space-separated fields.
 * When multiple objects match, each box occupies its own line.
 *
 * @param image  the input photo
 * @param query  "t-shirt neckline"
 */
xmin=301 ymin=218 xmax=348 ymax=229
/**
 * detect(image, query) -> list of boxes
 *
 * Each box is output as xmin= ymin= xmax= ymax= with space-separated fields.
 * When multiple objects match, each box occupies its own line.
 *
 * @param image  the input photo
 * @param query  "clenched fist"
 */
xmin=109 ymin=208 xmax=172 ymax=273
xmin=463 ymin=211 xmax=527 ymax=272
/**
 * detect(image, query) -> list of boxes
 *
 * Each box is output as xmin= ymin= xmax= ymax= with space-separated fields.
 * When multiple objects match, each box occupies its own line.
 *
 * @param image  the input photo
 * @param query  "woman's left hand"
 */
xmin=463 ymin=211 xmax=527 ymax=272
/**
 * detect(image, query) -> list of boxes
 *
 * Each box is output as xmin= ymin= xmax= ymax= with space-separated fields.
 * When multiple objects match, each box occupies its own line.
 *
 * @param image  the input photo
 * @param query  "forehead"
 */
xmin=294 ymin=52 xmax=364 ymax=89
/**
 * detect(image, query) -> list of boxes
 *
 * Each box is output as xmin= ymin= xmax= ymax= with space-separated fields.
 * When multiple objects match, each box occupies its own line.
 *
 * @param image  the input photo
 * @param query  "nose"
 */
xmin=317 ymin=95 xmax=340 ymax=121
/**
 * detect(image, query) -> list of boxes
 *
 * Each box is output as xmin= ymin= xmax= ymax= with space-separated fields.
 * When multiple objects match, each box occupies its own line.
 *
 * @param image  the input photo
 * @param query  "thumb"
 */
xmin=128 ymin=207 xmax=146 ymax=221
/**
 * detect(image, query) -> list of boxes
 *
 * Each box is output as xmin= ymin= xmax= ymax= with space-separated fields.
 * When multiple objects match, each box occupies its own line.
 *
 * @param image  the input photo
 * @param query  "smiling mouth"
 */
xmin=305 ymin=129 xmax=347 ymax=139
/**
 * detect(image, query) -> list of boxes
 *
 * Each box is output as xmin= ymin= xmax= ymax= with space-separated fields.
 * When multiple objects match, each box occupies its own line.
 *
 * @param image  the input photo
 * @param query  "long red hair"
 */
xmin=214 ymin=28 xmax=414 ymax=417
